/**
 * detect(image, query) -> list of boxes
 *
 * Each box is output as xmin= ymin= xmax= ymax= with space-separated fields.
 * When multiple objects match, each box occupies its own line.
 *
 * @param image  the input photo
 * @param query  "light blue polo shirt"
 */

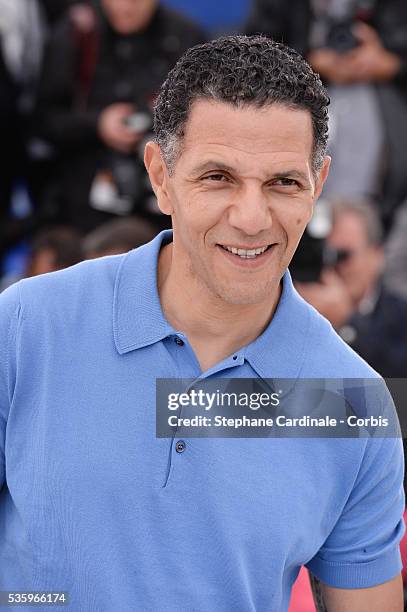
xmin=0 ymin=230 xmax=404 ymax=611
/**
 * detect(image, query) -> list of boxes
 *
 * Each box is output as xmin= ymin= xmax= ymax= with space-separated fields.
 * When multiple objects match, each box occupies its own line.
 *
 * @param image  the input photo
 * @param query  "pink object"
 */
xmin=401 ymin=510 xmax=407 ymax=584
xmin=289 ymin=566 xmax=316 ymax=612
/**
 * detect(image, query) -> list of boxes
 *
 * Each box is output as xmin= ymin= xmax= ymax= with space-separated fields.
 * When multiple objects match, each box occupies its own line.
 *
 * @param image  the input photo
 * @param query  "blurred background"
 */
xmin=0 ymin=0 xmax=406 ymax=609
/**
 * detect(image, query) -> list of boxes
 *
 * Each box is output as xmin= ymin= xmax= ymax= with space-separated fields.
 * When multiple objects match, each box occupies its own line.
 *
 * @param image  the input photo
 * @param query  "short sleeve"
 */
xmin=305 ymin=398 xmax=405 ymax=588
xmin=0 ymin=282 xmax=21 ymax=492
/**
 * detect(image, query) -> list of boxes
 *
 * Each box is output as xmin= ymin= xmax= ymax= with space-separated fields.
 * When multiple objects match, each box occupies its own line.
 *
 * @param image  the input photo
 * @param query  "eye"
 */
xmin=201 ymin=173 xmax=230 ymax=182
xmin=272 ymin=178 xmax=300 ymax=187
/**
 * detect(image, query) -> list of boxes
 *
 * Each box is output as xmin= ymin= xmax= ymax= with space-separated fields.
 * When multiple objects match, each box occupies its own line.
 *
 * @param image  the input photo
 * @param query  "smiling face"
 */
xmin=145 ymin=99 xmax=330 ymax=306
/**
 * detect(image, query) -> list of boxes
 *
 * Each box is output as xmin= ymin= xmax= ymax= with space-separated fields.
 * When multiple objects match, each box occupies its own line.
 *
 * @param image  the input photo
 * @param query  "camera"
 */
xmin=325 ymin=17 xmax=359 ymax=53
xmin=290 ymin=199 xmax=338 ymax=282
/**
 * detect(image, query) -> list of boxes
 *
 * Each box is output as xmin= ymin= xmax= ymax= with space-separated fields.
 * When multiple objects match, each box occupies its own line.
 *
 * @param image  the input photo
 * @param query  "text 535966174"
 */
xmin=0 ymin=592 xmax=69 ymax=606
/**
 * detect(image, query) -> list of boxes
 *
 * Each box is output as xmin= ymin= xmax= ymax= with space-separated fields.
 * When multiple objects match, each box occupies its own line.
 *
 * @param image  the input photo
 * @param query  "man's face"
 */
xmin=101 ymin=0 xmax=157 ymax=34
xmin=328 ymin=211 xmax=383 ymax=303
xmin=148 ymin=100 xmax=329 ymax=305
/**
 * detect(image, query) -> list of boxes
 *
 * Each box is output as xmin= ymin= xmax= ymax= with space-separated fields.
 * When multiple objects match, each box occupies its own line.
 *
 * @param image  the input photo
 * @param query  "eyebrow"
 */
xmin=192 ymin=161 xmax=236 ymax=175
xmin=191 ymin=161 xmax=311 ymax=185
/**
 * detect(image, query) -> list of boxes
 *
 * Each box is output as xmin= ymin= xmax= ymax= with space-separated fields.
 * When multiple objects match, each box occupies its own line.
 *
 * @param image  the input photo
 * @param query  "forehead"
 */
xmin=178 ymin=99 xmax=314 ymax=176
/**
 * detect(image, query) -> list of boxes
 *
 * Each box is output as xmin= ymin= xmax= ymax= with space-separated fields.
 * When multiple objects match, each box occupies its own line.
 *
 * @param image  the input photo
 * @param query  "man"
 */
xmin=0 ymin=36 xmax=404 ymax=611
xmin=296 ymin=198 xmax=407 ymax=377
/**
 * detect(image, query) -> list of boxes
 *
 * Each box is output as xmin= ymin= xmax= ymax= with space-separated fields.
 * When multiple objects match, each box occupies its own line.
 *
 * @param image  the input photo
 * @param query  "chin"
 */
xmin=213 ymin=282 xmax=278 ymax=306
xmin=112 ymin=21 xmax=140 ymax=35
xmin=221 ymin=295 xmax=267 ymax=306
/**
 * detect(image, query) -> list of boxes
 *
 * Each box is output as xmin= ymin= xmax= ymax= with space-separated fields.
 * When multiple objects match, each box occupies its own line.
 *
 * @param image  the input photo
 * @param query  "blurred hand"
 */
xmin=344 ymin=22 xmax=401 ymax=82
xmin=295 ymin=268 xmax=354 ymax=329
xmin=98 ymin=103 xmax=142 ymax=153
xmin=308 ymin=23 xmax=400 ymax=84
xmin=308 ymin=48 xmax=355 ymax=84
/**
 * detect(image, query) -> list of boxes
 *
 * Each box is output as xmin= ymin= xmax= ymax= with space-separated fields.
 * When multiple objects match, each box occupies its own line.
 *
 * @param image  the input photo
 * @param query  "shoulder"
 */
xmin=0 ymin=253 xmax=125 ymax=321
xmin=379 ymin=288 xmax=407 ymax=313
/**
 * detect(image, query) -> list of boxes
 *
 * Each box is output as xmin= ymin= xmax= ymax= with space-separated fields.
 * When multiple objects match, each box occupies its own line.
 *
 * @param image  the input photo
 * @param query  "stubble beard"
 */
xmin=187 ymin=249 xmax=281 ymax=307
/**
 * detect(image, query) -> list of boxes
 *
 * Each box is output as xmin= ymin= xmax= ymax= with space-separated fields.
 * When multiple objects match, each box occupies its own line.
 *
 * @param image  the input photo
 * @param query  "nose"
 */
xmin=226 ymin=185 xmax=273 ymax=236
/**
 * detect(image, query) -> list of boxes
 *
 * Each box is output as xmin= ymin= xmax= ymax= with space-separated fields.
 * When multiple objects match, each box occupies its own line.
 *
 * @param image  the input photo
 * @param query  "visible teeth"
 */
xmin=223 ymin=244 xmax=269 ymax=258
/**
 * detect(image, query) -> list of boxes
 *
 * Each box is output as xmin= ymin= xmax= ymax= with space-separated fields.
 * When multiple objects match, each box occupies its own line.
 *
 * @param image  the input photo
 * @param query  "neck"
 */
xmin=157 ymin=242 xmax=282 ymax=368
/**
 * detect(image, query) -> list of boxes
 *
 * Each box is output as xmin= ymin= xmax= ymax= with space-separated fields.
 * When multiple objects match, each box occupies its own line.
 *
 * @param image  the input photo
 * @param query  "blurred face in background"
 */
xmin=328 ymin=210 xmax=384 ymax=304
xmin=101 ymin=0 xmax=158 ymax=34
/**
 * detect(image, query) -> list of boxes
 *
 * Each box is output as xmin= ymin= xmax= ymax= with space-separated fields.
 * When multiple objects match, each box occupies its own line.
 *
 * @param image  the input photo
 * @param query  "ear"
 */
xmin=314 ymin=156 xmax=331 ymax=201
xmin=144 ymin=141 xmax=174 ymax=215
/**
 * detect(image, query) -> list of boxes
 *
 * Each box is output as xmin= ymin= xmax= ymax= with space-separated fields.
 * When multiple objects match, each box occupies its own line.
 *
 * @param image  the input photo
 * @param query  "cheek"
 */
xmin=355 ymin=257 xmax=370 ymax=281
xmin=174 ymin=190 xmax=227 ymax=234
xmin=338 ymin=261 xmax=358 ymax=282
xmin=275 ymin=203 xmax=311 ymax=241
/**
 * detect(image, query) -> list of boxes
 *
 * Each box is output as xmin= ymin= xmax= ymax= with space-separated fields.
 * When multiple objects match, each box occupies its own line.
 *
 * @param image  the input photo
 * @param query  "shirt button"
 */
xmin=174 ymin=336 xmax=184 ymax=346
xmin=175 ymin=440 xmax=186 ymax=453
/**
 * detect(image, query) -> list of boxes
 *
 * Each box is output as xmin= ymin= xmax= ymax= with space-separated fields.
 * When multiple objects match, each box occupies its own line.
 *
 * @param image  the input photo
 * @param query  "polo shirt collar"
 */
xmin=114 ymin=229 xmax=312 ymax=379
xmin=113 ymin=230 xmax=175 ymax=353
xmin=243 ymin=270 xmax=312 ymax=379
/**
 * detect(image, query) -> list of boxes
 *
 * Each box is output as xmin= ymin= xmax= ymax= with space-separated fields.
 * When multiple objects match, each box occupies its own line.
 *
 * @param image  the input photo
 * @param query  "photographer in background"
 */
xmin=245 ymin=0 xmax=407 ymax=229
xmin=0 ymin=0 xmax=45 ymax=274
xmin=296 ymin=199 xmax=407 ymax=378
xmin=33 ymin=0 xmax=206 ymax=233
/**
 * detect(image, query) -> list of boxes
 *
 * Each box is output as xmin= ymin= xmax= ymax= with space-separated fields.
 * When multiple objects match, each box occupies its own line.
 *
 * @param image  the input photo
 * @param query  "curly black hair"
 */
xmin=154 ymin=35 xmax=329 ymax=175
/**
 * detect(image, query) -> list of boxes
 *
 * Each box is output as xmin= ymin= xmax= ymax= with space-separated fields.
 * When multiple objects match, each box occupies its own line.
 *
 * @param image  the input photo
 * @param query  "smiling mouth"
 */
xmin=218 ymin=243 xmax=274 ymax=259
